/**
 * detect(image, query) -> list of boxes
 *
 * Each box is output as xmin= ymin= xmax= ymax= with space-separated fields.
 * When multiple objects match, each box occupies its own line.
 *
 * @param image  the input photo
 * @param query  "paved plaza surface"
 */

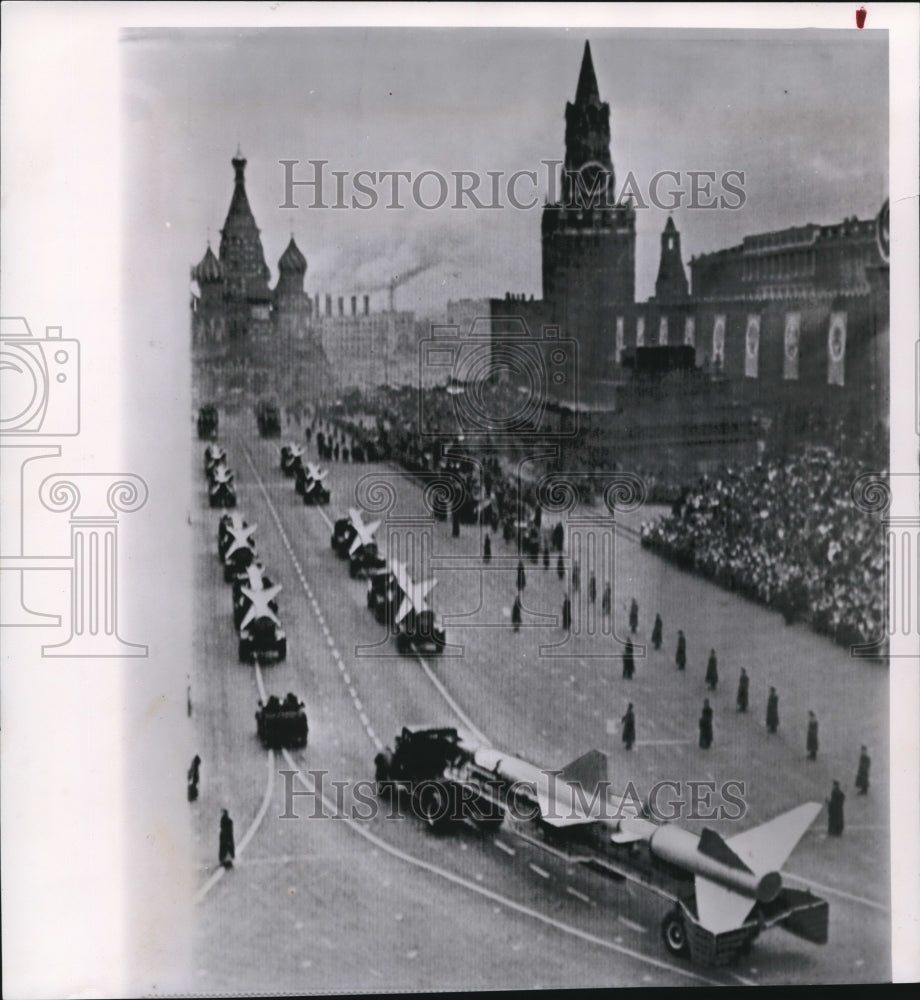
xmin=188 ymin=413 xmax=890 ymax=990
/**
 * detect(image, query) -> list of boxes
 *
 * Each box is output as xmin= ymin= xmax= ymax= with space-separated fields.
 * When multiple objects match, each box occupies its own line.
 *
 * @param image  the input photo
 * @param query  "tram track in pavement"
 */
xmin=234 ymin=438 xmax=753 ymax=987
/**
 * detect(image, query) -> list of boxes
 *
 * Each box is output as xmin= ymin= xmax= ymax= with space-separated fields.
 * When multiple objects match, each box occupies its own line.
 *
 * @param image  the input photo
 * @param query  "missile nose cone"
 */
xmin=757 ymin=871 xmax=783 ymax=903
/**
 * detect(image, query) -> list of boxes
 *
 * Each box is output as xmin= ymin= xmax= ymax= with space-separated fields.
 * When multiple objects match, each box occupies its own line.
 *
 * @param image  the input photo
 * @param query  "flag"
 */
xmin=744 ymin=314 xmax=760 ymax=379
xmin=636 ymin=316 xmax=645 ymax=347
xmin=827 ymin=312 xmax=846 ymax=386
xmin=712 ymin=314 xmax=726 ymax=370
xmin=684 ymin=315 xmax=695 ymax=347
xmin=615 ymin=316 xmax=625 ymax=363
xmin=658 ymin=316 xmax=668 ymax=345
xmin=783 ymin=312 xmax=800 ymax=380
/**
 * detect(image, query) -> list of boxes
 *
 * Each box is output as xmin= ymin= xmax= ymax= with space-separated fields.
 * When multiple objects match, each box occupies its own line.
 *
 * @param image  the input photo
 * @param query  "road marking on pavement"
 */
xmin=244 ymin=447 xmax=383 ymax=752
xmin=566 ymin=886 xmax=594 ymax=905
xmin=494 ymin=840 xmax=516 ymax=856
xmin=618 ymin=916 xmax=648 ymax=934
xmin=529 ymin=863 xmax=551 ymax=879
xmin=277 ymin=756 xmax=723 ymax=986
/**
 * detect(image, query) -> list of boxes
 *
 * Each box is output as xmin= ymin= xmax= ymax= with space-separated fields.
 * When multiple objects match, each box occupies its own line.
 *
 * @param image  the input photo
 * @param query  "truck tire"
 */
xmin=661 ymin=909 xmax=689 ymax=957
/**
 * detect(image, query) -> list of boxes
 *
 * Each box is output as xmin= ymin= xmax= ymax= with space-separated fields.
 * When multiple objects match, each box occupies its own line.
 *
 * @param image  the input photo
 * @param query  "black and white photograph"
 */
xmin=2 ymin=3 xmax=919 ymax=995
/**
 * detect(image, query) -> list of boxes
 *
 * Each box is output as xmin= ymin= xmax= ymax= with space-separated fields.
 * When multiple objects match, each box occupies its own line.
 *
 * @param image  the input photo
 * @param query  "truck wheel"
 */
xmin=396 ymin=632 xmax=410 ymax=654
xmin=277 ymin=638 xmax=287 ymax=661
xmin=238 ymin=640 xmax=251 ymax=663
xmin=661 ymin=910 xmax=689 ymax=957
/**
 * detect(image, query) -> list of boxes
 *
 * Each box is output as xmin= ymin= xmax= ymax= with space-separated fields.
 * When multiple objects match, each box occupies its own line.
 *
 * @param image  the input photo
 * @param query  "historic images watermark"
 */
xmin=279 ymin=160 xmax=746 ymax=211
xmin=278 ymin=768 xmax=748 ymax=824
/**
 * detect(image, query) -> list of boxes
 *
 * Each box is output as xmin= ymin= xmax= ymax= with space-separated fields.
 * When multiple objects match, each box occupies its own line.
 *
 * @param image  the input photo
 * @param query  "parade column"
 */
xmin=39 ymin=473 xmax=148 ymax=657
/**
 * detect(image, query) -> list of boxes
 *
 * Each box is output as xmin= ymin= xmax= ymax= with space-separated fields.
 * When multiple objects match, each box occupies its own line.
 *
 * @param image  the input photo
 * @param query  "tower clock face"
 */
xmin=574 ymin=160 xmax=614 ymax=207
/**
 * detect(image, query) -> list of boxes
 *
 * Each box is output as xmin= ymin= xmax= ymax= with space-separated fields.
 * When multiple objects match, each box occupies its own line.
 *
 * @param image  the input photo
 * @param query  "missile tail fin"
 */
xmin=559 ymin=749 xmax=608 ymax=790
xmin=695 ymin=876 xmax=755 ymax=934
xmin=726 ymin=802 xmax=822 ymax=877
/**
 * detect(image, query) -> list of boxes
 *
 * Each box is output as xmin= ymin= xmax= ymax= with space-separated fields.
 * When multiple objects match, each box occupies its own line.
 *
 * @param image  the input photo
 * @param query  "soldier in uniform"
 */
xmin=651 ymin=613 xmax=663 ymax=650
xmin=557 ymin=553 xmax=565 ymax=581
xmin=588 ymin=573 xmax=597 ymax=604
xmin=543 ymin=544 xmax=550 ymax=570
xmin=766 ymin=687 xmax=779 ymax=733
xmin=806 ymin=711 xmax=819 ymax=760
xmin=219 ymin=809 xmax=235 ymax=869
xmin=855 ymin=746 xmax=871 ymax=795
xmin=572 ymin=560 xmax=580 ymax=592
xmin=629 ymin=598 xmax=639 ymax=634
xmin=517 ymin=559 xmax=526 ymax=591
xmin=623 ymin=639 xmax=635 ymax=680
xmin=705 ymin=649 xmax=719 ymax=691
xmin=561 ymin=594 xmax=571 ymax=631
xmin=187 ymin=754 xmax=201 ymax=802
xmin=699 ymin=699 xmax=714 ymax=749
xmin=622 ymin=703 xmax=636 ymax=751
xmin=511 ymin=594 xmax=522 ymax=633
xmin=483 ymin=533 xmax=491 ymax=563
xmin=736 ymin=668 xmax=750 ymax=713
xmin=827 ymin=780 xmax=845 ymax=836
xmin=602 ymin=582 xmax=611 ymax=618
xmin=675 ymin=630 xmax=687 ymax=671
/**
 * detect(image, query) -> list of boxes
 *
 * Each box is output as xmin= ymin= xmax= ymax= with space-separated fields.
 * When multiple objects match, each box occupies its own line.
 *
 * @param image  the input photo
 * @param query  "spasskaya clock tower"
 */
xmin=542 ymin=41 xmax=636 ymax=374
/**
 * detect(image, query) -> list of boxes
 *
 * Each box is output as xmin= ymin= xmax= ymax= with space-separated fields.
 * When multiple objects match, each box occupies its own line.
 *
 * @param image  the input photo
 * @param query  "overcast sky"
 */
xmin=123 ymin=27 xmax=888 ymax=317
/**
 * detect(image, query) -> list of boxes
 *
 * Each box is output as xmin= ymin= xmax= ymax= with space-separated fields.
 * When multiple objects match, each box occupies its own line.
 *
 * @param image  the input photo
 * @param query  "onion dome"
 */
xmin=194 ymin=245 xmax=223 ymax=284
xmin=278 ymin=237 xmax=307 ymax=274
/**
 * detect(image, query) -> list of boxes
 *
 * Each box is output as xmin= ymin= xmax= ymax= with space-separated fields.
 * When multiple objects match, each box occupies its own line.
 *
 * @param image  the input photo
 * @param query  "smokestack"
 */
xmin=363 ymin=294 xmax=370 ymax=316
xmin=351 ymin=295 xmax=357 ymax=317
xmin=325 ymin=294 xmax=332 ymax=317
xmin=338 ymin=296 xmax=344 ymax=317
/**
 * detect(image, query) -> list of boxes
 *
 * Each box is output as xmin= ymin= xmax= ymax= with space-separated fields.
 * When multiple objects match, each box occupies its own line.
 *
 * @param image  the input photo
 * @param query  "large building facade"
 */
xmin=190 ymin=153 xmax=330 ymax=405
xmin=489 ymin=41 xmax=889 ymax=477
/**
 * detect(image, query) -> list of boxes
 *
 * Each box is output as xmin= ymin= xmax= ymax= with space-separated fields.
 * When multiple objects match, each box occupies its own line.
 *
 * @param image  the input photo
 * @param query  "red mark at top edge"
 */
xmin=856 ymin=6 xmax=867 ymax=29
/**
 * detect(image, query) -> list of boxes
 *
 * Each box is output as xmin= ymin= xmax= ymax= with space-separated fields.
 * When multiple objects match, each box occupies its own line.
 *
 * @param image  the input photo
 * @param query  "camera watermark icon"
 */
xmin=418 ymin=317 xmax=578 ymax=441
xmin=849 ymin=472 xmax=920 ymax=660
xmin=0 ymin=317 xmax=80 ymax=436
xmin=0 ymin=316 xmax=149 ymax=657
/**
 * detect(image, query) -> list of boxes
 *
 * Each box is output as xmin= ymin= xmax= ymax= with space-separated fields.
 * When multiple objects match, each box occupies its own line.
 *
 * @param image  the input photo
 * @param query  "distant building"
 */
xmin=190 ymin=152 xmax=330 ymax=404
xmin=484 ymin=41 xmax=888 ymax=479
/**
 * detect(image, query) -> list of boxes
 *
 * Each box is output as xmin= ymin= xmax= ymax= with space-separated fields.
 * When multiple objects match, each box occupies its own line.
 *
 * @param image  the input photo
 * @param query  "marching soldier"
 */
xmin=572 ymin=560 xmax=580 ymax=592
xmin=561 ymin=594 xmax=572 ymax=631
xmin=855 ymin=745 xmax=871 ymax=794
xmin=806 ymin=711 xmax=819 ymax=760
xmin=675 ymin=630 xmax=687 ymax=671
xmin=766 ymin=687 xmax=779 ymax=733
xmin=517 ymin=559 xmax=526 ymax=591
xmin=601 ymin=582 xmax=611 ymax=617
xmin=827 ymin=780 xmax=845 ymax=836
xmin=557 ymin=553 xmax=565 ymax=581
xmin=699 ymin=698 xmax=714 ymax=749
xmin=483 ymin=533 xmax=491 ymax=563
xmin=622 ymin=703 xmax=636 ymax=751
xmin=705 ymin=649 xmax=719 ymax=691
xmin=187 ymin=755 xmax=201 ymax=802
xmin=629 ymin=598 xmax=639 ymax=634
xmin=651 ymin=613 xmax=663 ymax=650
xmin=736 ymin=668 xmax=749 ymax=713
xmin=623 ymin=638 xmax=635 ymax=680
xmin=219 ymin=809 xmax=235 ymax=869
xmin=588 ymin=573 xmax=597 ymax=604
xmin=511 ymin=594 xmax=522 ymax=633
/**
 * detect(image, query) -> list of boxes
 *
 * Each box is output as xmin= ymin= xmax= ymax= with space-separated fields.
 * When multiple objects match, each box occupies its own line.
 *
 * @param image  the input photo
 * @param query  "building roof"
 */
xmin=194 ymin=244 xmax=222 ymax=284
xmin=574 ymin=41 xmax=600 ymax=105
xmin=278 ymin=237 xmax=307 ymax=274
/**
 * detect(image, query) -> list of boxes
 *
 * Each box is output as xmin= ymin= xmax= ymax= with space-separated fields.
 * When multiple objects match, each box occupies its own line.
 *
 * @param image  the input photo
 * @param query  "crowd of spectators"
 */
xmin=640 ymin=436 xmax=886 ymax=650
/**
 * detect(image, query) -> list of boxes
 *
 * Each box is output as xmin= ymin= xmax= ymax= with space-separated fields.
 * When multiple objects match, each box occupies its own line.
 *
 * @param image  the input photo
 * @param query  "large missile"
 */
xmin=470 ymin=743 xmax=821 ymax=936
